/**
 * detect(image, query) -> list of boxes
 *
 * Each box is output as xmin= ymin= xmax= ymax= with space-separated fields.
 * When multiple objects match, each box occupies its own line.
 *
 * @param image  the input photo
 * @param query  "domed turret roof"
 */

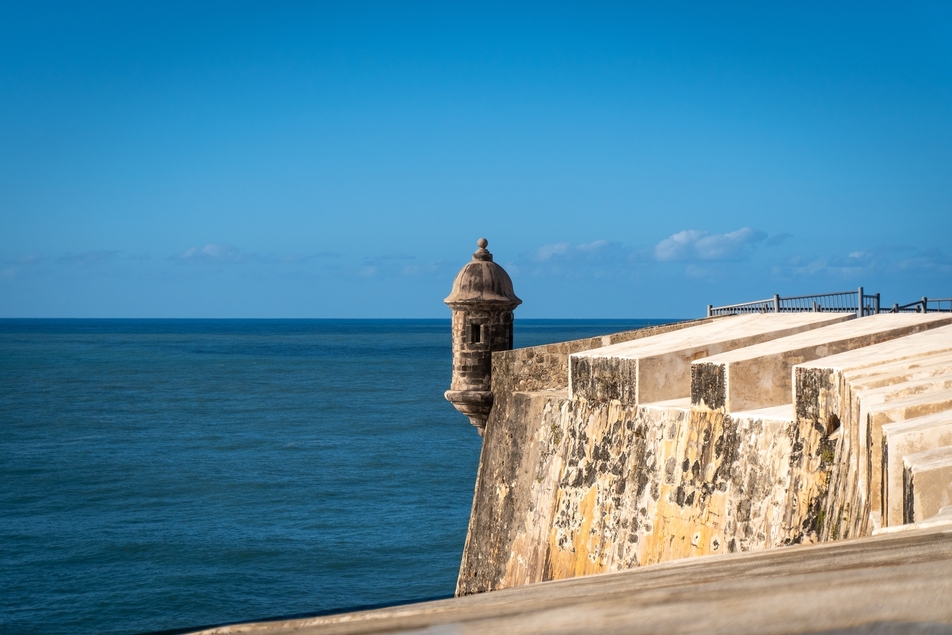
xmin=445 ymin=238 xmax=522 ymax=308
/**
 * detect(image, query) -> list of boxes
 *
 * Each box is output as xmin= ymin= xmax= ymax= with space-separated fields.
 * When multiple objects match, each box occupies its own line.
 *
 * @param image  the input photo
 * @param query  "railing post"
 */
xmin=707 ymin=304 xmax=712 ymax=317
xmin=892 ymin=303 xmax=899 ymax=313
xmin=857 ymin=286 xmax=864 ymax=318
xmin=874 ymin=293 xmax=880 ymax=315
xmin=923 ymin=296 xmax=929 ymax=313
xmin=773 ymin=294 xmax=780 ymax=313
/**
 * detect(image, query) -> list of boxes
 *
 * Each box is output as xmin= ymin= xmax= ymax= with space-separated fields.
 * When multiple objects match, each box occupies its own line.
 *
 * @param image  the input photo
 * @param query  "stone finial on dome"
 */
xmin=474 ymin=237 xmax=491 ymax=261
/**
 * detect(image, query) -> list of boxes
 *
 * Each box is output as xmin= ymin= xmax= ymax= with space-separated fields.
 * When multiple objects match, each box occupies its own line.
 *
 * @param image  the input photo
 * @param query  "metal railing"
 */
xmin=887 ymin=297 xmax=952 ymax=314
xmin=708 ymin=287 xmax=879 ymax=318
xmin=708 ymin=289 xmax=951 ymax=318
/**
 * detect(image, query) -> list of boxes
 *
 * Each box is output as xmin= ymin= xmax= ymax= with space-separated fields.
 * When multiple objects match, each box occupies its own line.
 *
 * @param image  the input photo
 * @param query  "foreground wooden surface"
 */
xmin=190 ymin=523 xmax=952 ymax=635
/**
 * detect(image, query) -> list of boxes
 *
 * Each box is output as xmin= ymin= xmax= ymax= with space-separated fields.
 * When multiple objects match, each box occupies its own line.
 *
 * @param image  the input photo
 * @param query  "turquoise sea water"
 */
xmin=0 ymin=319 xmax=671 ymax=635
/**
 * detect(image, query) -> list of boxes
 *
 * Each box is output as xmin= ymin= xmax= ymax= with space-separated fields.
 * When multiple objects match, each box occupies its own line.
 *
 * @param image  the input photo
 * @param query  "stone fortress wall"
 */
xmin=457 ymin=311 xmax=952 ymax=595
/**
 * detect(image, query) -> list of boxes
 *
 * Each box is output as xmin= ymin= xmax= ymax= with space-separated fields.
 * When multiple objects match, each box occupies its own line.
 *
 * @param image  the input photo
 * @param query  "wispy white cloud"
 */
xmin=174 ymin=244 xmax=250 ymax=264
xmin=171 ymin=244 xmax=428 ymax=280
xmin=507 ymin=239 xmax=639 ymax=280
xmin=894 ymin=248 xmax=952 ymax=274
xmin=771 ymin=246 xmax=952 ymax=279
xmin=578 ymin=240 xmax=610 ymax=252
xmin=259 ymin=252 xmax=341 ymax=264
xmin=654 ymin=230 xmax=705 ymax=261
xmin=765 ymin=232 xmax=793 ymax=247
xmin=1 ymin=267 xmax=17 ymax=279
xmin=535 ymin=242 xmax=572 ymax=261
xmin=532 ymin=240 xmax=620 ymax=263
xmin=655 ymin=227 xmax=767 ymax=262
xmin=351 ymin=252 xmax=455 ymax=278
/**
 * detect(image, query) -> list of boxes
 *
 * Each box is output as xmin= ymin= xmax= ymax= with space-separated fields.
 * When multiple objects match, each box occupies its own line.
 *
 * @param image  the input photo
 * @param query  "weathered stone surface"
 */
xmin=445 ymin=239 xmax=521 ymax=432
xmin=491 ymin=318 xmax=718 ymax=396
xmin=883 ymin=412 xmax=952 ymax=526
xmin=457 ymin=318 xmax=716 ymax=595
xmin=865 ymin=389 xmax=952 ymax=518
xmin=485 ymin=389 xmax=569 ymax=590
xmin=693 ymin=314 xmax=952 ymax=412
xmin=843 ymin=351 xmax=952 ymax=390
xmin=793 ymin=324 xmax=952 ymax=539
xmin=794 ymin=366 xmax=952 ymax=535
xmin=837 ymin=353 xmax=952 ymax=529
xmin=570 ymin=314 xmax=848 ymax=405
xmin=843 ymin=371 xmax=952 ymax=522
xmin=460 ymin=318 xmax=952 ymax=597
xmin=903 ymin=446 xmax=952 ymax=523
xmin=444 ymin=238 xmax=521 ymax=307
xmin=456 ymin=390 xmax=564 ymax=594
xmin=183 ymin=524 xmax=952 ymax=635
xmin=461 ymin=373 xmax=831 ymax=594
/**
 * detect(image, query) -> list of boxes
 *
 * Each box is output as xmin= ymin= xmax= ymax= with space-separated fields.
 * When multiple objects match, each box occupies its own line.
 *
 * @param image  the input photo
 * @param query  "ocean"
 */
xmin=0 ymin=318 xmax=672 ymax=635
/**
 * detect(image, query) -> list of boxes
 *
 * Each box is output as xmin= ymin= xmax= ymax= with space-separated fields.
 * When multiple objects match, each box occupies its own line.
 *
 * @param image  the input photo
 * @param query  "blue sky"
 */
xmin=1 ymin=2 xmax=950 ymax=318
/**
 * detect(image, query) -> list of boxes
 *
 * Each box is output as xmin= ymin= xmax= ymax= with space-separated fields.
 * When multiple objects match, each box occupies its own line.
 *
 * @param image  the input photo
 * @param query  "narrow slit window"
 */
xmin=471 ymin=323 xmax=481 ymax=343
